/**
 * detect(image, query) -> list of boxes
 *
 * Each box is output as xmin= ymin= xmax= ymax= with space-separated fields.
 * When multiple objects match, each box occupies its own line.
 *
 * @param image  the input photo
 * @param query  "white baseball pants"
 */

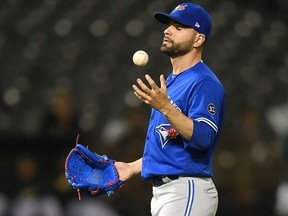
xmin=150 ymin=177 xmax=218 ymax=216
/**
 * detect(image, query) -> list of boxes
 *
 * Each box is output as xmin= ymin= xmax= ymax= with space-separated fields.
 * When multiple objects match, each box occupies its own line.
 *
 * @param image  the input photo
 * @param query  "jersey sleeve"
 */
xmin=185 ymin=79 xmax=225 ymax=150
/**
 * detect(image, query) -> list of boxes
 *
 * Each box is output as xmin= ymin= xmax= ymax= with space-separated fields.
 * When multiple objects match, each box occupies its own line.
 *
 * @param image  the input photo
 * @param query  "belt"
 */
xmin=151 ymin=175 xmax=179 ymax=187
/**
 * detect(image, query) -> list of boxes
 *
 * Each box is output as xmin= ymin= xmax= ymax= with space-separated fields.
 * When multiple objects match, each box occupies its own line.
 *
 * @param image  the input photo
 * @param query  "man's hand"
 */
xmin=132 ymin=74 xmax=171 ymax=112
xmin=133 ymin=74 xmax=194 ymax=140
xmin=114 ymin=158 xmax=142 ymax=182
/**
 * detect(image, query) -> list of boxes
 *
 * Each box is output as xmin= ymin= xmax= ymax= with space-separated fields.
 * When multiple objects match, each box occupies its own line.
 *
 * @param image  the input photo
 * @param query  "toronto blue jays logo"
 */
xmin=155 ymin=124 xmax=179 ymax=148
xmin=172 ymin=4 xmax=187 ymax=13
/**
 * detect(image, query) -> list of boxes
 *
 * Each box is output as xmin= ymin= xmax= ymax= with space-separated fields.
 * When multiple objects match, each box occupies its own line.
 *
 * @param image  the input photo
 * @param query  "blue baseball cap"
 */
xmin=154 ymin=3 xmax=212 ymax=39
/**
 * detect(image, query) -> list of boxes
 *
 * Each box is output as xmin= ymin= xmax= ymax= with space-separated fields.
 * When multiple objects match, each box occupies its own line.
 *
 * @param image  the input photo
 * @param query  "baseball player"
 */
xmin=115 ymin=2 xmax=225 ymax=216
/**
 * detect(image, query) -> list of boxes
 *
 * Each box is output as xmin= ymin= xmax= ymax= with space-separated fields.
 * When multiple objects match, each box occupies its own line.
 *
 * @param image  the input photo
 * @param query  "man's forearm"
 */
xmin=129 ymin=158 xmax=142 ymax=175
xmin=161 ymin=103 xmax=194 ymax=140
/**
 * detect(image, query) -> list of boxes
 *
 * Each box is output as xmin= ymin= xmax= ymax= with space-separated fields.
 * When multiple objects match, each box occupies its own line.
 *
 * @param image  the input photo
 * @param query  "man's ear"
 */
xmin=193 ymin=34 xmax=205 ymax=48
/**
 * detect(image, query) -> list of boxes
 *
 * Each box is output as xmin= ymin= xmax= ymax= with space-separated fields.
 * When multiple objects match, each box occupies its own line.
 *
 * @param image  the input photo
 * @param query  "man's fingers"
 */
xmin=145 ymin=74 xmax=160 ymax=93
xmin=132 ymin=84 xmax=151 ymax=103
xmin=160 ymin=74 xmax=166 ymax=91
xmin=132 ymin=84 xmax=144 ymax=97
xmin=136 ymin=78 xmax=152 ymax=95
xmin=132 ymin=74 xmax=165 ymax=105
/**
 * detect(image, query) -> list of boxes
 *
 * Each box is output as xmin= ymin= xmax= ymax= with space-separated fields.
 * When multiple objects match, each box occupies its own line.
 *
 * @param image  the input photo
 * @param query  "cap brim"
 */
xmin=154 ymin=12 xmax=191 ymax=28
xmin=154 ymin=12 xmax=171 ymax=25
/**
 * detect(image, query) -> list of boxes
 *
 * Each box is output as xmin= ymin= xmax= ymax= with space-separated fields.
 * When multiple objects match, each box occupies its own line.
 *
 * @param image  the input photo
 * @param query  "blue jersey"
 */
xmin=141 ymin=61 xmax=225 ymax=181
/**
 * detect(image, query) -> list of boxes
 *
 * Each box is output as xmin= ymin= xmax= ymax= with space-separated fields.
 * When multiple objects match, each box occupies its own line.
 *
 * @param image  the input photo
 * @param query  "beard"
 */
xmin=160 ymin=39 xmax=194 ymax=58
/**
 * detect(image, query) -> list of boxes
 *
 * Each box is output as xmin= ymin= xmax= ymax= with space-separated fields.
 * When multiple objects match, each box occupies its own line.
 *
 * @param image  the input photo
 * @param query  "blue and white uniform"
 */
xmin=142 ymin=61 xmax=225 ymax=216
xmin=142 ymin=61 xmax=225 ymax=180
xmin=144 ymin=2 xmax=223 ymax=215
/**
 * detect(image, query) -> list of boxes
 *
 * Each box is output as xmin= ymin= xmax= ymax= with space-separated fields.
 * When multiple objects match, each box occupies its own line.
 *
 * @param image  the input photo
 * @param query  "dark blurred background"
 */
xmin=0 ymin=0 xmax=288 ymax=215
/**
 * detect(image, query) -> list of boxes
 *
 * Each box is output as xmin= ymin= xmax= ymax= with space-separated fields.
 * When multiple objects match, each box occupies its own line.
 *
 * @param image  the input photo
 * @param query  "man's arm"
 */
xmin=114 ymin=158 xmax=142 ymax=181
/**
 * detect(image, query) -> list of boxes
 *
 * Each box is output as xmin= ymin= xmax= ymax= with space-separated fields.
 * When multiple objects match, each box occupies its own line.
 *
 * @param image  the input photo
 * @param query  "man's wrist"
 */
xmin=129 ymin=158 xmax=142 ymax=176
xmin=161 ymin=103 xmax=178 ymax=117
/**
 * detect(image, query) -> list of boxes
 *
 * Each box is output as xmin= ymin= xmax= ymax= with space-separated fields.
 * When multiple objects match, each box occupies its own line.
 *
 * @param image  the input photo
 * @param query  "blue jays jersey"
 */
xmin=141 ymin=61 xmax=225 ymax=181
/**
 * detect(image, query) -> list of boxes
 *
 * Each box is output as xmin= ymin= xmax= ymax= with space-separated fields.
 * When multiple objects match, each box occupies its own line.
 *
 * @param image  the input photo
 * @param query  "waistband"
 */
xmin=151 ymin=175 xmax=210 ymax=187
xmin=151 ymin=175 xmax=179 ymax=187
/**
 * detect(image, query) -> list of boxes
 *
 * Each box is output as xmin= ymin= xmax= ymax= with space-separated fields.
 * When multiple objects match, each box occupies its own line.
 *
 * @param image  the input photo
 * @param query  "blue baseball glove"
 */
xmin=65 ymin=144 xmax=124 ymax=199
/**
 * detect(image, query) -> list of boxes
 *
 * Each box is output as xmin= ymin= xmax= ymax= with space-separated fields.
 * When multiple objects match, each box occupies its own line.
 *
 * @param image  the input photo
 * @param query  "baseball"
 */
xmin=132 ymin=50 xmax=149 ymax=67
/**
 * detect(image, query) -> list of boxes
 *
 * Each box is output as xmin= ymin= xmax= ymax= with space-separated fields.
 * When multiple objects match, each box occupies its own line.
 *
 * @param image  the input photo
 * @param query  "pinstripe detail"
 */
xmin=184 ymin=180 xmax=194 ymax=216
xmin=195 ymin=117 xmax=218 ymax=133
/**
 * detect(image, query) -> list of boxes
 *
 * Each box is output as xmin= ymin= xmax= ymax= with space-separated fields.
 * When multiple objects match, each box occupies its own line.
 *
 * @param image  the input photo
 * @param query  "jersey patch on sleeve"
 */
xmin=207 ymin=103 xmax=216 ymax=115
